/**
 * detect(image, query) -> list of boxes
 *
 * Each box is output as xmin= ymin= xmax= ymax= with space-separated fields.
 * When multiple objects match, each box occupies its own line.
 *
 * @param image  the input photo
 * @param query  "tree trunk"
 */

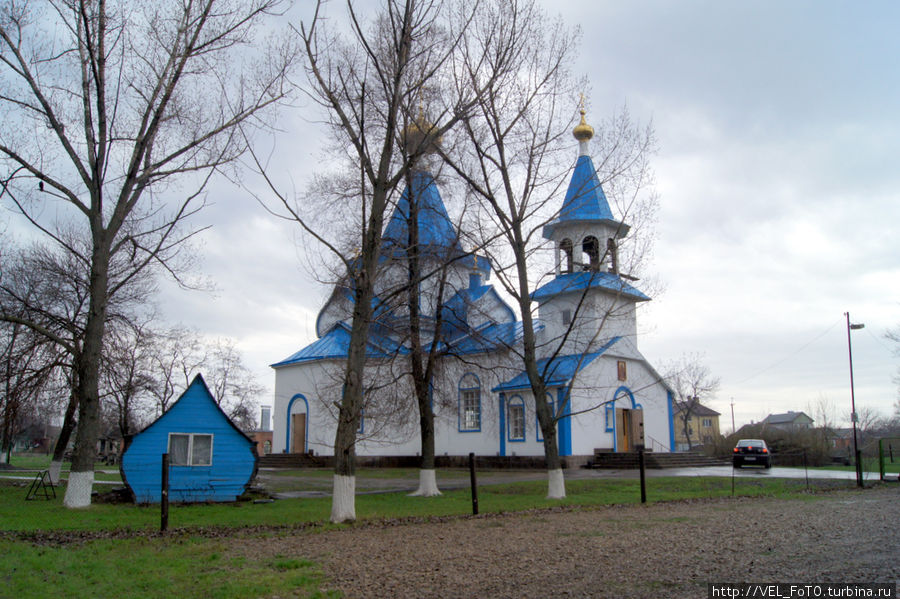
xmin=63 ymin=247 xmax=110 ymax=508
xmin=330 ymin=268 xmax=375 ymax=523
xmin=514 ymin=236 xmax=565 ymax=499
xmin=48 ymin=390 xmax=78 ymax=484
xmin=406 ymin=175 xmax=440 ymax=497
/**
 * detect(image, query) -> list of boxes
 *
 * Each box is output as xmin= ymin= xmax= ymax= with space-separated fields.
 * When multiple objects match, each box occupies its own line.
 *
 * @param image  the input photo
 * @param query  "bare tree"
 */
xmin=441 ymin=0 xmax=657 ymax=498
xmin=665 ymin=354 xmax=720 ymax=451
xmin=0 ymin=1 xmax=296 ymax=506
xmin=253 ymin=0 xmax=510 ymax=522
xmin=1 ymin=321 xmax=61 ymax=463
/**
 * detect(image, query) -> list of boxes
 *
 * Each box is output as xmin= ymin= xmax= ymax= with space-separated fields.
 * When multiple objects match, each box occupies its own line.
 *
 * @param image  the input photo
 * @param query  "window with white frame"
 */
xmin=168 ymin=433 xmax=213 ymax=466
xmin=537 ymin=393 xmax=554 ymax=442
xmin=459 ymin=374 xmax=481 ymax=431
xmin=508 ymin=396 xmax=525 ymax=441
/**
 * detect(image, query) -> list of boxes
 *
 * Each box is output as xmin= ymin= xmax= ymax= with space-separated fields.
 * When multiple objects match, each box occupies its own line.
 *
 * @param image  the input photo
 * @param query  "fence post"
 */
xmin=468 ymin=452 xmax=478 ymax=515
xmin=638 ymin=449 xmax=647 ymax=504
xmin=161 ymin=453 xmax=169 ymax=532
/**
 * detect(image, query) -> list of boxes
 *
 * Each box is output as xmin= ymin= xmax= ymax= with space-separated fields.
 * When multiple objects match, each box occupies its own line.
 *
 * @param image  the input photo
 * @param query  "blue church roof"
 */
xmin=271 ymin=323 xmax=405 ymax=368
xmin=532 ymin=271 xmax=650 ymax=303
xmin=445 ymin=320 xmax=538 ymax=355
xmin=382 ymin=170 xmax=465 ymax=258
xmin=492 ymin=337 xmax=621 ymax=392
xmin=543 ymin=155 xmax=627 ymax=239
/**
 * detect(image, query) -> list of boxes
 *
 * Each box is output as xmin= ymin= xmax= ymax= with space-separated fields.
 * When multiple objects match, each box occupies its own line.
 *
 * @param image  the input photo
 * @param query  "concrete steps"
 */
xmin=589 ymin=450 xmax=729 ymax=469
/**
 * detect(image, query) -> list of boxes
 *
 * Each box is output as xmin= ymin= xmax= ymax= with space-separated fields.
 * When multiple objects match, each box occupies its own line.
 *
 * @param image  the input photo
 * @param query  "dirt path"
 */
xmin=240 ymin=485 xmax=899 ymax=598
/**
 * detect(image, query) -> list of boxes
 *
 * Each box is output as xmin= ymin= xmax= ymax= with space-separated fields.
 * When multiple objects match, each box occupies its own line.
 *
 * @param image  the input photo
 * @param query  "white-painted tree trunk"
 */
xmin=546 ymin=468 xmax=566 ymax=499
xmin=408 ymin=468 xmax=442 ymax=497
xmin=63 ymin=470 xmax=94 ymax=508
xmin=47 ymin=460 xmax=63 ymax=485
xmin=330 ymin=474 xmax=356 ymax=523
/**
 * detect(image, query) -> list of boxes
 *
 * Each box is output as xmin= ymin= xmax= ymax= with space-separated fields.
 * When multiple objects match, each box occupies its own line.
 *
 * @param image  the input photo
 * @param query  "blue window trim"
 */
xmin=536 ymin=393 xmax=554 ymax=443
xmin=357 ymin=409 xmax=364 ymax=435
xmin=458 ymin=372 xmax=482 ymax=432
xmin=498 ymin=393 xmax=506 ymax=456
xmin=507 ymin=395 xmax=526 ymax=442
xmin=285 ymin=394 xmax=310 ymax=454
xmin=667 ymin=390 xmax=675 ymax=451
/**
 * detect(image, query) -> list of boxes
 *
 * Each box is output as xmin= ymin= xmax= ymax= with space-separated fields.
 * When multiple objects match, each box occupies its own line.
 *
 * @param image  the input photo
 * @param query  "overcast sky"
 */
xmin=155 ymin=1 xmax=899 ymax=432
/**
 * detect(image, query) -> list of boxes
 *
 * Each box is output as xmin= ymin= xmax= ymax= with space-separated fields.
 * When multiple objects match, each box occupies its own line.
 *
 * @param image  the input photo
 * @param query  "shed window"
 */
xmin=169 ymin=433 xmax=213 ymax=466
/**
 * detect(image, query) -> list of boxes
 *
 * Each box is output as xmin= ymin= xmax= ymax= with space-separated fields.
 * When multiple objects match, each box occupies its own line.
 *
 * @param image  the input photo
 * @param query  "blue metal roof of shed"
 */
xmin=492 ymin=337 xmax=621 ymax=392
xmin=532 ymin=271 xmax=650 ymax=302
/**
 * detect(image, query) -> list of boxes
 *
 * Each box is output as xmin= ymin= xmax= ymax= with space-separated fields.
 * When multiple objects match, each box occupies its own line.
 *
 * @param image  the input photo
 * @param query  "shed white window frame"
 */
xmin=168 ymin=433 xmax=214 ymax=466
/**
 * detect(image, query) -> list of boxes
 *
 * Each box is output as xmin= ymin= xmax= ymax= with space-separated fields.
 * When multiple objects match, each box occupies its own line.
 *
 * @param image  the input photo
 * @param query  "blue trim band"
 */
xmin=667 ymin=390 xmax=675 ymax=452
xmin=498 ymin=393 xmax=506 ymax=457
xmin=557 ymin=387 xmax=572 ymax=456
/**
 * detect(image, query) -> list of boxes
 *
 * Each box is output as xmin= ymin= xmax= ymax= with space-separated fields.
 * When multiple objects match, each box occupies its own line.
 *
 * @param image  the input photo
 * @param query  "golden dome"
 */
xmin=572 ymin=108 xmax=594 ymax=142
xmin=402 ymin=106 xmax=441 ymax=154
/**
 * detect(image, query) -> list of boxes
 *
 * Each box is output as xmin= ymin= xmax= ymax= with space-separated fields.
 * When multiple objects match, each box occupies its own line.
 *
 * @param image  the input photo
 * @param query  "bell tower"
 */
xmin=533 ymin=104 xmax=650 ymax=350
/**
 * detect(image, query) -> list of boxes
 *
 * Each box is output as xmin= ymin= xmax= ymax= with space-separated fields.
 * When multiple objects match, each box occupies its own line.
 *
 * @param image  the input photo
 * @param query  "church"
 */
xmin=270 ymin=111 xmax=676 ymax=465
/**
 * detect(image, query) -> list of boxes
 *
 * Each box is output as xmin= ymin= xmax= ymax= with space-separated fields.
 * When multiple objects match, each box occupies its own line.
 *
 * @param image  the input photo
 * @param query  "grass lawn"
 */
xmin=0 ymin=461 xmax=862 ymax=599
xmin=810 ymin=458 xmax=900 ymax=475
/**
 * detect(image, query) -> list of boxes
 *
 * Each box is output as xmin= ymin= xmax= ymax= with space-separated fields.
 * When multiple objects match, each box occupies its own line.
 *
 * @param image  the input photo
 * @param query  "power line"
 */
xmin=732 ymin=318 xmax=843 ymax=385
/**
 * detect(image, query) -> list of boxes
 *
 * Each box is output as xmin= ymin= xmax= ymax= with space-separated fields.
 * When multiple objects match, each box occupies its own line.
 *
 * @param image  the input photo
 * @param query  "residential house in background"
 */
xmin=762 ymin=411 xmax=814 ymax=432
xmin=672 ymin=402 xmax=721 ymax=451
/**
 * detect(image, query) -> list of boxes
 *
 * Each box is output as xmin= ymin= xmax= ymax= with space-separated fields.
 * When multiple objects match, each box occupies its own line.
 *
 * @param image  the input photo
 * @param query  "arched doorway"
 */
xmin=286 ymin=394 xmax=309 ymax=454
xmin=610 ymin=387 xmax=644 ymax=452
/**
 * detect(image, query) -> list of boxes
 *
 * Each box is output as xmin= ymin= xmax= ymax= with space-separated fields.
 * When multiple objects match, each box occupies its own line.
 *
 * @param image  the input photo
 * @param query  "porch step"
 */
xmin=589 ymin=450 xmax=729 ymax=469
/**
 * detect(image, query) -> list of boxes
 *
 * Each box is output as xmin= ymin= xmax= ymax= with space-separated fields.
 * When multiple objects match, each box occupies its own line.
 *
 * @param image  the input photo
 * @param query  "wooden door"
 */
xmin=630 ymin=410 xmax=644 ymax=450
xmin=616 ymin=408 xmax=629 ymax=452
xmin=291 ymin=413 xmax=306 ymax=454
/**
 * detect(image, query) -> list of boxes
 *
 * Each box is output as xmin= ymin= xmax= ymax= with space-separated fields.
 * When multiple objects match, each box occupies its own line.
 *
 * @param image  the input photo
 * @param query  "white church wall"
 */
xmin=565 ymin=356 xmax=671 ymax=455
xmin=537 ymin=293 xmax=637 ymax=358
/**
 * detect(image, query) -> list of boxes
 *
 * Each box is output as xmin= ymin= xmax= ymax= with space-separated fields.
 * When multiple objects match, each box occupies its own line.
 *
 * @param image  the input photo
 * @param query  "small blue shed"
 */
xmin=121 ymin=374 xmax=258 ymax=503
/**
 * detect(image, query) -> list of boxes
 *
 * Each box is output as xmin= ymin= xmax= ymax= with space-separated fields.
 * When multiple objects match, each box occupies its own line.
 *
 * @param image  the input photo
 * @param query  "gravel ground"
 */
xmin=240 ymin=485 xmax=899 ymax=599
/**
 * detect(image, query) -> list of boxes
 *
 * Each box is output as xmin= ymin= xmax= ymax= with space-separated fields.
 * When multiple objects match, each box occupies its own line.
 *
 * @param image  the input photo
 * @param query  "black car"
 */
xmin=733 ymin=439 xmax=772 ymax=468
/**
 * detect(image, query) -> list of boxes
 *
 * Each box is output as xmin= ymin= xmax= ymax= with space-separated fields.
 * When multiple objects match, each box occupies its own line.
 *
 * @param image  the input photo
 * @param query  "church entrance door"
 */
xmin=616 ymin=408 xmax=645 ymax=452
xmin=291 ymin=413 xmax=306 ymax=453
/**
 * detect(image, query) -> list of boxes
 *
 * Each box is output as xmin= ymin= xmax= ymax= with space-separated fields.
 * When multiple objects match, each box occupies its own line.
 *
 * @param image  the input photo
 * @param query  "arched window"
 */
xmin=583 ymin=236 xmax=600 ymax=271
xmin=560 ymin=239 xmax=574 ymax=273
xmin=537 ymin=393 xmax=554 ymax=442
xmin=507 ymin=396 xmax=525 ymax=442
xmin=607 ymin=237 xmax=618 ymax=273
xmin=458 ymin=374 xmax=481 ymax=432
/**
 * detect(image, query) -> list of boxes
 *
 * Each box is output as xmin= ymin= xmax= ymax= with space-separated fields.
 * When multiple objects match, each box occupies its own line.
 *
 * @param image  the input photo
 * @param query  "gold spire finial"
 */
xmin=572 ymin=94 xmax=594 ymax=142
xmin=402 ymin=89 xmax=441 ymax=154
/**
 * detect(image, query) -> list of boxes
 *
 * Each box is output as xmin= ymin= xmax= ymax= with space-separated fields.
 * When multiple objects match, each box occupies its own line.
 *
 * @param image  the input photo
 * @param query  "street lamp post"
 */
xmin=845 ymin=311 xmax=865 ymax=488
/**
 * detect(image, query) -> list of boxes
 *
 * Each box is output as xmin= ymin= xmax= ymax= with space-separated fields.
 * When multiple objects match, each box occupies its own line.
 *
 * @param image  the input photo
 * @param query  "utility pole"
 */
xmin=845 ymin=311 xmax=864 ymax=488
xmin=730 ymin=398 xmax=735 ymax=435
